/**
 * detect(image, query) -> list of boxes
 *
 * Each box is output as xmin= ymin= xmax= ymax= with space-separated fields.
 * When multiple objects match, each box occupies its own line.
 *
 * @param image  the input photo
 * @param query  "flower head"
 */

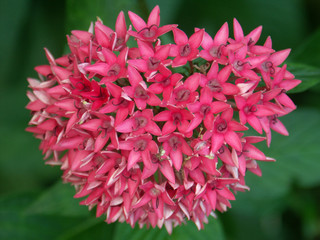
xmin=26 ymin=6 xmax=300 ymax=233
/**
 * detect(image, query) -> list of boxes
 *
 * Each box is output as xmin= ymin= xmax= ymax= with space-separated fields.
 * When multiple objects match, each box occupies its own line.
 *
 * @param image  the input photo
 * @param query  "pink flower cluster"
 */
xmin=26 ymin=6 xmax=300 ymax=233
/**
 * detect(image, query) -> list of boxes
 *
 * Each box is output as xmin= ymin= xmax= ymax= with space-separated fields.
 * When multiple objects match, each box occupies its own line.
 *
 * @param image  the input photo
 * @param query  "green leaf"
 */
xmin=0 ymin=192 xmax=87 ymax=240
xmin=113 ymin=217 xmax=224 ymax=240
xmin=234 ymin=108 xmax=320 ymax=206
xmin=24 ymin=181 xmax=89 ymax=217
xmin=286 ymin=63 xmax=320 ymax=93
xmin=289 ymin=28 xmax=320 ymax=69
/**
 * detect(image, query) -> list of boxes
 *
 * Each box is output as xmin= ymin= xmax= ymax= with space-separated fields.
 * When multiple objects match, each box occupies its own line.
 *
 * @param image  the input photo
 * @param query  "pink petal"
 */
xmin=128 ymin=11 xmax=147 ymax=31
xmin=186 ymin=115 xmax=202 ymax=132
xmin=213 ymin=22 xmax=229 ymax=45
xmin=225 ymin=131 xmax=242 ymax=151
xmin=115 ymin=119 xmax=134 ymax=133
xmin=137 ymin=40 xmax=154 ymax=58
xmin=233 ymin=18 xmax=244 ymax=41
xmin=115 ymin=11 xmax=127 ymax=38
xmin=128 ymin=65 xmax=143 ymax=86
xmin=128 ymin=59 xmax=148 ymax=72
xmin=173 ymin=28 xmax=188 ymax=45
xmin=162 ymin=121 xmax=176 ymax=135
xmin=170 ymin=149 xmax=183 ymax=170
xmin=184 ymin=73 xmax=200 ymax=91
xmin=189 ymin=29 xmax=204 ymax=48
xmin=270 ymin=49 xmax=291 ymax=66
xmin=147 ymin=5 xmax=160 ymax=26
xmin=127 ymin=150 xmax=141 ymax=170
xmin=160 ymin=160 xmax=175 ymax=184
xmin=247 ymin=115 xmax=263 ymax=134
xmin=201 ymin=31 xmax=214 ymax=49
xmin=211 ymin=133 xmax=224 ymax=153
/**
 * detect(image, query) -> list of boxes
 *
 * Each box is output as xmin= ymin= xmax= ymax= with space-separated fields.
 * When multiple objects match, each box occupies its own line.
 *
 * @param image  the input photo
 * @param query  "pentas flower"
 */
xmin=26 ymin=5 xmax=300 ymax=234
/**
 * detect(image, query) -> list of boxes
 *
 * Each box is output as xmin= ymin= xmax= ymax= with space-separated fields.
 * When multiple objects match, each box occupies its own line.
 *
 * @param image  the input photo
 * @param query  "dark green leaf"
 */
xmin=113 ymin=217 xmax=224 ymax=240
xmin=25 ymin=181 xmax=89 ymax=217
xmin=286 ymin=63 xmax=320 ymax=93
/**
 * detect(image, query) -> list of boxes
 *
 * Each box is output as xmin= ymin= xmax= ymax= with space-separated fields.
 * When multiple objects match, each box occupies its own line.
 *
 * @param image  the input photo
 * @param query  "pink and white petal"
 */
xmin=157 ymin=24 xmax=177 ymax=36
xmin=233 ymin=18 xmax=244 ymax=41
xmin=128 ymin=65 xmax=143 ymax=86
xmin=189 ymin=29 xmax=204 ymax=48
xmin=276 ymin=94 xmax=296 ymax=109
xmin=186 ymin=115 xmax=202 ymax=132
xmin=247 ymin=115 xmax=263 ymax=134
xmin=137 ymin=40 xmax=154 ymax=58
xmin=201 ymin=31 xmax=214 ymax=49
xmin=128 ymin=59 xmax=148 ymax=72
xmin=146 ymin=121 xmax=162 ymax=136
xmin=184 ymin=73 xmax=200 ymax=91
xmin=172 ymin=56 xmax=187 ymax=68
xmin=221 ymin=108 xmax=233 ymax=122
xmin=147 ymin=93 xmax=161 ymax=106
xmin=127 ymin=150 xmax=141 ymax=170
xmin=115 ymin=11 xmax=127 ymax=38
xmin=94 ymin=131 xmax=109 ymax=152
xmin=213 ymin=22 xmax=229 ymax=45
xmin=115 ymin=118 xmax=134 ymax=133
xmin=246 ymin=26 xmax=262 ymax=45
xmin=170 ymin=149 xmax=183 ymax=170
xmin=159 ymin=160 xmax=175 ymax=184
xmin=224 ymin=131 xmax=242 ymax=151
xmin=142 ymin=163 xmax=158 ymax=180
xmin=105 ymin=82 xmax=122 ymax=98
xmin=270 ymin=118 xmax=289 ymax=136
xmin=199 ymin=50 xmax=214 ymax=61
xmin=245 ymin=144 xmax=266 ymax=160
xmin=270 ymin=49 xmax=291 ymax=66
xmin=128 ymin=11 xmax=147 ymax=31
xmin=153 ymin=110 xmax=171 ymax=121
xmin=173 ymin=28 xmax=189 ymax=45
xmin=222 ymin=83 xmax=239 ymax=95
xmin=115 ymin=108 xmax=129 ymax=126
xmin=102 ymin=48 xmax=118 ymax=65
xmin=211 ymin=101 xmax=230 ymax=114
xmin=162 ymin=121 xmax=176 ymax=135
xmin=84 ymin=63 xmax=109 ymax=76
xmin=147 ymin=5 xmax=160 ymax=26
xmin=154 ymin=44 xmax=171 ymax=60
xmin=206 ymin=190 xmax=217 ymax=210
xmin=135 ymin=98 xmax=147 ymax=110
xmin=200 ymin=87 xmax=213 ymax=104
xmin=218 ymin=65 xmax=232 ymax=83
xmin=141 ymin=151 xmax=152 ymax=169
xmin=211 ymin=133 xmax=225 ymax=153
xmin=132 ymin=193 xmax=152 ymax=208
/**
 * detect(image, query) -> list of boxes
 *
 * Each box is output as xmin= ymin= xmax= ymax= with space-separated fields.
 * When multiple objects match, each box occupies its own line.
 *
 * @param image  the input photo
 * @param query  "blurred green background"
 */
xmin=1 ymin=0 xmax=320 ymax=239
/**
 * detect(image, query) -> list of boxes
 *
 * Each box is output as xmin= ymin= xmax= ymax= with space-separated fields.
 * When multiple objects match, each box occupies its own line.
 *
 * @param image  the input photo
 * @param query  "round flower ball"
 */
xmin=26 ymin=5 xmax=300 ymax=233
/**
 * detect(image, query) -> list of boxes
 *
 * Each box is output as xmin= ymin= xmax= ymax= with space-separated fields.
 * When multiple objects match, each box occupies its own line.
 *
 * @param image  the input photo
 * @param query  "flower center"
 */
xmin=107 ymin=64 xmax=121 ymax=76
xmin=207 ymin=79 xmax=223 ymax=93
xmin=150 ymin=187 xmax=161 ymax=197
xmin=179 ymin=44 xmax=191 ymax=57
xmin=175 ymin=88 xmax=190 ymax=102
xmin=172 ymin=112 xmax=182 ymax=125
xmin=139 ymin=25 xmax=157 ymax=39
xmin=168 ymin=136 xmax=181 ymax=151
xmin=134 ymin=116 xmax=148 ymax=129
xmin=233 ymin=60 xmax=245 ymax=71
xmin=134 ymin=85 xmax=149 ymax=100
xmin=244 ymin=105 xmax=257 ymax=114
xmin=134 ymin=139 xmax=148 ymax=151
xmin=209 ymin=45 xmax=222 ymax=58
xmin=261 ymin=61 xmax=275 ymax=74
xmin=161 ymin=77 xmax=171 ymax=87
xmin=200 ymin=104 xmax=211 ymax=116
xmin=216 ymin=119 xmax=228 ymax=133
xmin=147 ymin=57 xmax=160 ymax=70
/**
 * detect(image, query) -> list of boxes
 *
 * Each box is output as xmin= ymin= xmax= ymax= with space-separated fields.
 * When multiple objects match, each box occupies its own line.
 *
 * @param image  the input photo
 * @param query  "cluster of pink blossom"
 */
xmin=26 ymin=6 xmax=300 ymax=233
